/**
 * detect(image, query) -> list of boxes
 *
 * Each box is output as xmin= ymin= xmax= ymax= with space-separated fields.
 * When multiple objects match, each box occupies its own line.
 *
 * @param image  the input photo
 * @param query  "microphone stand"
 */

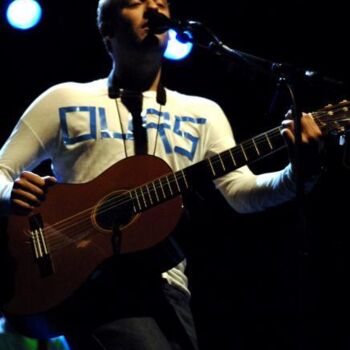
xmin=179 ymin=20 xmax=344 ymax=233
xmin=176 ymin=21 xmax=345 ymax=350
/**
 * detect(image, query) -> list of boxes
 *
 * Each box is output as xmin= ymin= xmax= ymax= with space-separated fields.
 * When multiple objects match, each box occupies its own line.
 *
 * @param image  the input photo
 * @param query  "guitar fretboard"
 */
xmin=128 ymin=100 xmax=350 ymax=213
xmin=130 ymin=126 xmax=285 ymax=213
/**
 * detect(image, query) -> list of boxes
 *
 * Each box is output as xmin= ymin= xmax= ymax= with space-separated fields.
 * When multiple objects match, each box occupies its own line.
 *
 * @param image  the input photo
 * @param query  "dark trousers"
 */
xmin=64 ymin=279 xmax=198 ymax=350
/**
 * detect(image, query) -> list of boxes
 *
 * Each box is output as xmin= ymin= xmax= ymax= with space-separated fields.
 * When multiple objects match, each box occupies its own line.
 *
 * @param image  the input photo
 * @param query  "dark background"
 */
xmin=1 ymin=1 xmax=350 ymax=349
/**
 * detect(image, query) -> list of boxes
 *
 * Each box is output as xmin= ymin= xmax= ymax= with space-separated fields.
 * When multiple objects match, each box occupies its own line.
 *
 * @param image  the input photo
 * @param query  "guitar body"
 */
xmin=2 ymin=155 xmax=184 ymax=338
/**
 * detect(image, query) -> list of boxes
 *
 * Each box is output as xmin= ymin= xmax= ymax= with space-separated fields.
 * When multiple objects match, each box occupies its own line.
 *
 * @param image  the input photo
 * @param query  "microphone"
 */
xmin=146 ymin=11 xmax=192 ymax=42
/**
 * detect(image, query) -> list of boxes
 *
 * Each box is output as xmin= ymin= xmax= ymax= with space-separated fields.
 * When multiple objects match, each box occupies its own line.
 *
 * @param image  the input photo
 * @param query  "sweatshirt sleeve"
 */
xmin=0 ymin=119 xmax=50 ymax=216
xmin=215 ymin=163 xmax=319 ymax=213
xmin=205 ymin=102 xmax=317 ymax=213
xmin=0 ymin=83 xmax=62 ymax=216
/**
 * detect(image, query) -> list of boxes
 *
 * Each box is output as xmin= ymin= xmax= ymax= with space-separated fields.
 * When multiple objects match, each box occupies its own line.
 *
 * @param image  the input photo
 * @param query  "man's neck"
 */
xmin=112 ymin=41 xmax=163 ymax=92
xmin=116 ymin=67 xmax=161 ymax=93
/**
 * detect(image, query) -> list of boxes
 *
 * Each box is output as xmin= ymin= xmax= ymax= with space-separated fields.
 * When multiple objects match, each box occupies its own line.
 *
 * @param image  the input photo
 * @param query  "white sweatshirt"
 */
xmin=0 ymin=79 xmax=305 ymax=293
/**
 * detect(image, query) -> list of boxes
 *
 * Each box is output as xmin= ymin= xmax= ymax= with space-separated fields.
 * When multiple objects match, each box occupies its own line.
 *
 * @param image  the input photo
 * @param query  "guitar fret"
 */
xmin=218 ymin=153 xmax=226 ymax=171
xmin=140 ymin=187 xmax=147 ymax=208
xmin=152 ymin=181 xmax=160 ymax=202
xmin=158 ymin=179 xmax=166 ymax=199
xmin=208 ymin=158 xmax=216 ymax=176
xmin=129 ymin=191 xmax=137 ymax=213
xmin=243 ymin=139 xmax=264 ymax=161
xmin=265 ymin=133 xmax=273 ymax=150
xmin=228 ymin=150 xmax=237 ymax=166
xmin=146 ymin=185 xmax=153 ymax=206
xmin=173 ymin=174 xmax=181 ymax=192
xmin=240 ymin=144 xmax=248 ymax=161
xmin=148 ymin=182 xmax=161 ymax=205
xmin=269 ymin=129 xmax=286 ymax=150
xmin=181 ymin=170 xmax=189 ymax=189
xmin=134 ymin=188 xmax=142 ymax=211
xmin=172 ymin=170 xmax=190 ymax=191
xmin=165 ymin=176 xmax=173 ymax=196
xmin=235 ymin=150 xmax=248 ymax=167
xmin=252 ymin=138 xmax=260 ymax=155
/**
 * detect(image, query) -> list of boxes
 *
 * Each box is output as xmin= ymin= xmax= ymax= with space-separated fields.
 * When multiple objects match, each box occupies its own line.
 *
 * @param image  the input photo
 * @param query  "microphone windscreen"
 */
xmin=146 ymin=11 xmax=172 ymax=34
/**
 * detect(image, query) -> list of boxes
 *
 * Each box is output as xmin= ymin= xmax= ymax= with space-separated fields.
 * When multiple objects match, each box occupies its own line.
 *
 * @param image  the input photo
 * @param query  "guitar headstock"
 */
xmin=313 ymin=100 xmax=350 ymax=136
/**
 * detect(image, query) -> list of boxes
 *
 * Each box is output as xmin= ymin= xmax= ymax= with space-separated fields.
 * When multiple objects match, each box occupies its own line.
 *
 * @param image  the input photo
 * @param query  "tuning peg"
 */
xmin=339 ymin=100 xmax=349 ymax=109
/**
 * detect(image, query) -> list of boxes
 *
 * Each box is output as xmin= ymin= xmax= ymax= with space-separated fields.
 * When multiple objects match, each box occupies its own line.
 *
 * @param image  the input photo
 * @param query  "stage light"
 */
xmin=51 ymin=336 xmax=70 ymax=349
xmin=6 ymin=0 xmax=42 ymax=30
xmin=0 ymin=317 xmax=4 ymax=333
xmin=164 ymin=29 xmax=193 ymax=61
xmin=0 ymin=317 xmax=70 ymax=349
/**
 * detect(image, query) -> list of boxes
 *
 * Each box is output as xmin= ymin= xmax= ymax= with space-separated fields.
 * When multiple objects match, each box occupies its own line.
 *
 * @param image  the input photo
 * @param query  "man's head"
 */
xmin=97 ymin=0 xmax=170 ymax=53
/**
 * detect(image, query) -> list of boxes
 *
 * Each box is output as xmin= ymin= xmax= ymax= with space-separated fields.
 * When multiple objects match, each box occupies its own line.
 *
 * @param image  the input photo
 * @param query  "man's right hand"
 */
xmin=11 ymin=171 xmax=57 ymax=216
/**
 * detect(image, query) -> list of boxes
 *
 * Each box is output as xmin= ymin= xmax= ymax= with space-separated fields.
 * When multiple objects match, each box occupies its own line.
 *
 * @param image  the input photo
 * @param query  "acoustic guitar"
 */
xmin=2 ymin=100 xmax=350 ymax=338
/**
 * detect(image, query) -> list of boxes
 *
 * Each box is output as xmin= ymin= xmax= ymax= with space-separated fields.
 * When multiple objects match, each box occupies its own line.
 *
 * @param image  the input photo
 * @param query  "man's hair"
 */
xmin=97 ymin=0 xmax=122 ymax=38
xmin=97 ymin=0 xmax=173 ymax=38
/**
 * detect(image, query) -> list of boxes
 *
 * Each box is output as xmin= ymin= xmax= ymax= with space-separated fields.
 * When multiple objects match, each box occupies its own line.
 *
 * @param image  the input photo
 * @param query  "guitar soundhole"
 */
xmin=94 ymin=192 xmax=133 ymax=231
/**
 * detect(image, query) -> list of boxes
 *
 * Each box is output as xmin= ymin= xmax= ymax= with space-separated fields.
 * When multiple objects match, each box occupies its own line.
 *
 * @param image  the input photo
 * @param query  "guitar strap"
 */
xmin=108 ymin=69 xmax=167 ymax=155
xmin=128 ymin=92 xmax=148 ymax=155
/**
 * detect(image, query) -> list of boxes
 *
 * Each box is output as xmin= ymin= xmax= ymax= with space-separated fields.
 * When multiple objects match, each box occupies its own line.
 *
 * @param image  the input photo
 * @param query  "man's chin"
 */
xmin=140 ymin=33 xmax=165 ymax=51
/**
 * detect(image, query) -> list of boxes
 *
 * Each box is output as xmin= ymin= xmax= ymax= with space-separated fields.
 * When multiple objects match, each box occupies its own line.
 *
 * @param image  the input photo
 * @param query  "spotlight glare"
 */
xmin=6 ymin=0 xmax=42 ymax=30
xmin=164 ymin=29 xmax=193 ymax=61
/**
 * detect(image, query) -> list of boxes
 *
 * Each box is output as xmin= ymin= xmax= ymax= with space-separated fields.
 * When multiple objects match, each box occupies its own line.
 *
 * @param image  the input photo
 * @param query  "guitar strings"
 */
xmin=42 ymin=117 xmax=340 ymax=252
xmin=42 ymin=106 xmax=349 ymax=251
xmin=42 ymin=127 xmax=286 ymax=250
xmin=41 ymin=127 xmax=283 ymax=250
xmin=40 ymin=123 xmax=314 ymax=252
xmin=36 ymin=90 xmax=165 ymax=249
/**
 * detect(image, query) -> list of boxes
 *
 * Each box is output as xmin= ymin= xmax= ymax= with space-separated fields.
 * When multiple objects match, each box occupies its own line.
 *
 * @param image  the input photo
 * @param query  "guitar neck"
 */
xmin=130 ymin=126 xmax=286 ymax=213
xmin=129 ymin=98 xmax=350 ymax=214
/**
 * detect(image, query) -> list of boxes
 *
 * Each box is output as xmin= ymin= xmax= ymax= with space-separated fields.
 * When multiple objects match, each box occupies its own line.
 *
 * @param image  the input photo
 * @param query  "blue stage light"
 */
xmin=164 ymin=29 xmax=193 ymax=61
xmin=6 ymin=0 xmax=42 ymax=30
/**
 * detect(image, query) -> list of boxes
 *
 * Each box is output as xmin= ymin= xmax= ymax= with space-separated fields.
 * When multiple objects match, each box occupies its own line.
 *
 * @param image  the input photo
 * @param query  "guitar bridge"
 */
xmin=29 ymin=214 xmax=54 ymax=277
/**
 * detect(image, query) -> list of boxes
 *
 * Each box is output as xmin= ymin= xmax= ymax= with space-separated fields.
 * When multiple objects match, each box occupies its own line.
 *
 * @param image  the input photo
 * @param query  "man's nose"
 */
xmin=146 ymin=0 xmax=162 ymax=10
